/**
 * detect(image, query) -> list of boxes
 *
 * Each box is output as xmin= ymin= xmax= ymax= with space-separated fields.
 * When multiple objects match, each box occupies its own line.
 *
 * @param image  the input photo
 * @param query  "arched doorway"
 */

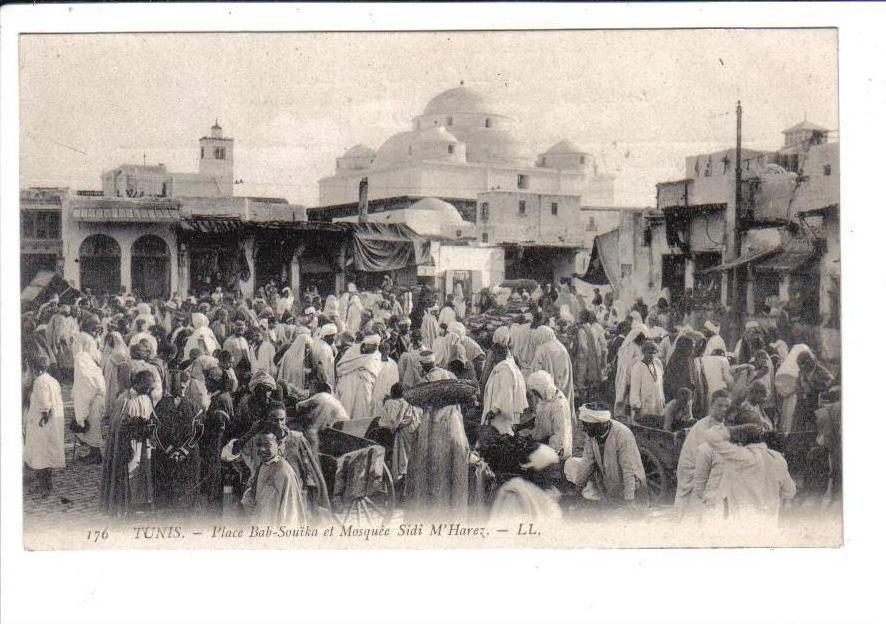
xmin=131 ymin=234 xmax=171 ymax=300
xmin=79 ymin=234 xmax=121 ymax=295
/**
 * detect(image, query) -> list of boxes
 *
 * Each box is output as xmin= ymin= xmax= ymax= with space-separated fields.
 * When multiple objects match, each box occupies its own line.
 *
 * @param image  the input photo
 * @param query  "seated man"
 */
xmin=564 ymin=404 xmax=648 ymax=513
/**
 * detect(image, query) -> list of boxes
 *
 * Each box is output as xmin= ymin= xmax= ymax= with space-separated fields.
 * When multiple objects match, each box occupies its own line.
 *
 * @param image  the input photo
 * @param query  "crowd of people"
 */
xmin=20 ymin=276 xmax=840 ymax=529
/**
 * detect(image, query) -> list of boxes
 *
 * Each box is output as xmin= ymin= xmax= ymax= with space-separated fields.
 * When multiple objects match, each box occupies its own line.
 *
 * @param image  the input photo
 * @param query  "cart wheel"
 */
xmin=639 ymin=447 xmax=669 ymax=504
xmin=359 ymin=464 xmax=397 ymax=525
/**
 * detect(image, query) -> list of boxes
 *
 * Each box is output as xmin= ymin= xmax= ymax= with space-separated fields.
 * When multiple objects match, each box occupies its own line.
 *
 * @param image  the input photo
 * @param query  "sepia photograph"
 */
xmin=12 ymin=26 xmax=845 ymax=551
xmin=6 ymin=4 xmax=886 ymax=624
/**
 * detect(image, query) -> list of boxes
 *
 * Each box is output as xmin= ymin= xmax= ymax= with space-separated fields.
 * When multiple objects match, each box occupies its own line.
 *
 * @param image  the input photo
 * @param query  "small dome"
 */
xmin=409 ymin=197 xmax=466 ymax=223
xmin=374 ymin=131 xmax=419 ymax=167
xmin=342 ymin=144 xmax=376 ymax=158
xmin=544 ymin=139 xmax=587 ymax=155
xmin=415 ymin=127 xmax=460 ymax=143
xmin=423 ymin=86 xmax=497 ymax=115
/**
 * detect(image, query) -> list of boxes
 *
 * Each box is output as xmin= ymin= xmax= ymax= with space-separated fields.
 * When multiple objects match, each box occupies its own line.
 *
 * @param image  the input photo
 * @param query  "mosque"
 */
xmin=316 ymin=84 xmax=615 ymax=214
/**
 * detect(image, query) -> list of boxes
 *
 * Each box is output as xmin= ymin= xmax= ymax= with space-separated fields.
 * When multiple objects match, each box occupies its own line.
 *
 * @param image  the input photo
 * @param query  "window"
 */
xmin=824 ymin=164 xmax=832 ymax=176
xmin=446 ymin=117 xmax=453 ymax=126
xmin=447 ymin=144 xmax=454 ymax=154
xmin=408 ymin=146 xmax=412 ymax=156
xmin=214 ymin=146 xmax=226 ymax=160
xmin=551 ymin=202 xmax=558 ymax=216
xmin=580 ymin=156 xmax=586 ymax=165
xmin=539 ymin=156 xmax=546 ymax=166
xmin=479 ymin=202 xmax=489 ymax=221
xmin=518 ymin=200 xmax=526 ymax=216
xmin=21 ymin=211 xmax=60 ymax=240
xmin=517 ymin=174 xmax=528 ymax=189
xmin=586 ymin=216 xmax=597 ymax=231
xmin=485 ymin=118 xmax=491 ymax=128
xmin=482 ymin=233 xmax=489 ymax=242
xmin=642 ymin=227 xmax=652 ymax=247
xmin=201 ymin=146 xmax=205 ymax=159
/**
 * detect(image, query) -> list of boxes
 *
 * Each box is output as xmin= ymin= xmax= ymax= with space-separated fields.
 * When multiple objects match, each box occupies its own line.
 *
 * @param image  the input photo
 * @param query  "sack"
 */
xmin=404 ymin=379 xmax=479 ymax=408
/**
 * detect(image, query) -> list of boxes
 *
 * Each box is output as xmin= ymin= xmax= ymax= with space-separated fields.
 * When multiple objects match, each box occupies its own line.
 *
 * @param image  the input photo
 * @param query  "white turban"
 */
xmin=362 ymin=333 xmax=381 ymax=345
xmin=578 ymin=404 xmax=611 ymax=423
xmin=347 ymin=283 xmax=357 ymax=294
xmin=419 ymin=349 xmax=436 ymax=364
xmin=304 ymin=306 xmax=316 ymax=315
xmin=492 ymin=326 xmax=510 ymax=346
xmin=319 ymin=323 xmax=338 ymax=338
xmin=704 ymin=320 xmax=720 ymax=334
xmin=745 ymin=320 xmax=760 ymax=330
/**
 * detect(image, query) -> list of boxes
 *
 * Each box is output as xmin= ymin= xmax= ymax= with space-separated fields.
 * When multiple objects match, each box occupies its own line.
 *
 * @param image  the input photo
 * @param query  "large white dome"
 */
xmin=423 ymin=86 xmax=498 ymax=115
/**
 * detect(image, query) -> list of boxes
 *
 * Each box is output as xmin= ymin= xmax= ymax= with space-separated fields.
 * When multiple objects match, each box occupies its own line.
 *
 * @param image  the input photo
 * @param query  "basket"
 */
xmin=403 ymin=379 xmax=479 ymax=409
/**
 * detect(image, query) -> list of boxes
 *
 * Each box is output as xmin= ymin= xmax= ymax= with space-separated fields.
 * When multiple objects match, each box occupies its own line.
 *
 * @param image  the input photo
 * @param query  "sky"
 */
xmin=19 ymin=30 xmax=837 ymax=207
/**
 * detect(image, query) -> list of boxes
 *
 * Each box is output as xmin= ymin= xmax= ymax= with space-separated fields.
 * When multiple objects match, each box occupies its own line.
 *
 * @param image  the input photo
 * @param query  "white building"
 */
xmin=317 ymin=85 xmax=614 ymax=210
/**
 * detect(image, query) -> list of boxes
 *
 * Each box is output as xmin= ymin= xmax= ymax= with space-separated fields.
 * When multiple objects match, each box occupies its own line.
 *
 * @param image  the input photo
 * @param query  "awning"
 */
xmin=581 ymin=229 xmax=620 ymax=295
xmin=695 ymin=247 xmax=780 ymax=274
xmin=350 ymin=222 xmax=432 ymax=272
xmin=21 ymin=271 xmax=80 ymax=310
xmin=755 ymin=250 xmax=814 ymax=272
xmin=72 ymin=206 xmax=180 ymax=223
xmin=178 ymin=218 xmax=245 ymax=233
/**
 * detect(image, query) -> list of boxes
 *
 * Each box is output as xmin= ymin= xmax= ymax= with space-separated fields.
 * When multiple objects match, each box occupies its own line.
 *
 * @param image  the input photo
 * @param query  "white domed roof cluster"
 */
xmin=332 ymin=86 xmax=592 ymax=172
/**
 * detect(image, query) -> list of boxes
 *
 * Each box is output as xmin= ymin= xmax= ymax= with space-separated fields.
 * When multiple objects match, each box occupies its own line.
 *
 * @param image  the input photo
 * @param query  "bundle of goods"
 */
xmin=465 ymin=303 xmax=535 ymax=348
xmin=403 ymin=378 xmax=479 ymax=409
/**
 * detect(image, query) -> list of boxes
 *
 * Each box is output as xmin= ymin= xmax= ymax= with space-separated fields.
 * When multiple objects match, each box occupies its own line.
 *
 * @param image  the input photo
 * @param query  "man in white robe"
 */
xmin=370 ymin=342 xmax=400 ymax=420
xmin=248 ymin=328 xmax=277 ymax=377
xmin=72 ymin=347 xmax=106 ymax=463
xmin=530 ymin=326 xmax=576 ymax=423
xmin=23 ymin=355 xmax=66 ymax=496
xmin=277 ymin=329 xmax=313 ymax=391
xmin=311 ymin=323 xmax=338 ymax=392
xmin=343 ymin=284 xmax=365 ymax=336
xmin=702 ymin=423 xmax=796 ymax=528
xmin=398 ymin=329 xmax=427 ymax=390
xmin=420 ymin=305 xmax=440 ymax=349
xmin=335 ymin=333 xmax=383 ymax=420
xmin=184 ymin=312 xmax=221 ymax=356
xmin=629 ymin=341 xmax=666 ymax=420
xmin=674 ymin=388 xmax=731 ymax=518
xmin=483 ymin=342 xmax=528 ymax=425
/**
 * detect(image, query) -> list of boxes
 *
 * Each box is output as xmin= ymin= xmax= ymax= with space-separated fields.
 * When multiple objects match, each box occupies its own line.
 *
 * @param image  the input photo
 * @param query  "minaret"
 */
xmin=199 ymin=120 xmax=234 ymax=196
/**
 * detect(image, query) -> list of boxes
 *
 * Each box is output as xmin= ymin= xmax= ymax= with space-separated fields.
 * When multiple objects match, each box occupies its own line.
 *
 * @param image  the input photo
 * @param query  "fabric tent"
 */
xmin=21 ymin=271 xmax=80 ymax=310
xmin=348 ymin=222 xmax=432 ymax=272
xmin=582 ymin=229 xmax=620 ymax=297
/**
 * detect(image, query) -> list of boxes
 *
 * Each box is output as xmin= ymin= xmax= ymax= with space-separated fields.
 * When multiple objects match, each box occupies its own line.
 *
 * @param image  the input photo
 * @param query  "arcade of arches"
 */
xmin=78 ymin=233 xmax=171 ymax=298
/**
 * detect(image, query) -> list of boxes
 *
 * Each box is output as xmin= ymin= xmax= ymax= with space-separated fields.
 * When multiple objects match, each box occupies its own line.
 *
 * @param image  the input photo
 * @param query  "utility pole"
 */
xmin=730 ymin=100 xmax=743 ymax=312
